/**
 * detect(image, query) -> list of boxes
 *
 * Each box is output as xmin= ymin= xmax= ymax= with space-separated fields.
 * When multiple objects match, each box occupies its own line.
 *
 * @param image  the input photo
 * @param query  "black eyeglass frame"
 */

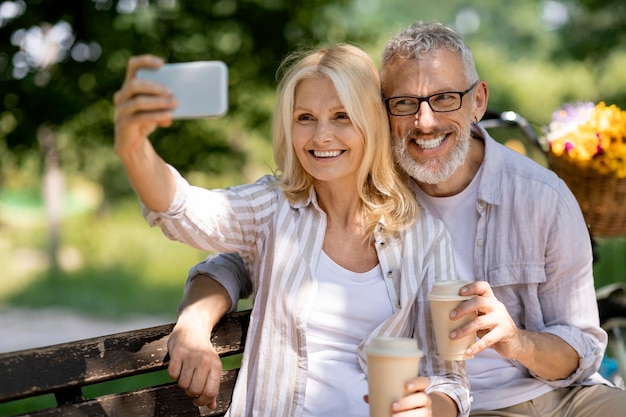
xmin=383 ymin=81 xmax=479 ymax=116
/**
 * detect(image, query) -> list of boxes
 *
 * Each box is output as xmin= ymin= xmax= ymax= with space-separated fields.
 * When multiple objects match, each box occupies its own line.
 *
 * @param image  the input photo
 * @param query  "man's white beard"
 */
xmin=393 ymin=127 xmax=471 ymax=185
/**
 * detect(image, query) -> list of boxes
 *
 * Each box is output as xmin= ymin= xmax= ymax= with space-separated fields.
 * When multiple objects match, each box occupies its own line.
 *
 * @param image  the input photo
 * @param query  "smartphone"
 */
xmin=136 ymin=61 xmax=228 ymax=119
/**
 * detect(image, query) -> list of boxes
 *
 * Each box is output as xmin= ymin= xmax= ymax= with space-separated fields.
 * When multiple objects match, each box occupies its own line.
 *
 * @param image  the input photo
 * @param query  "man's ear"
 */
xmin=473 ymin=80 xmax=489 ymax=121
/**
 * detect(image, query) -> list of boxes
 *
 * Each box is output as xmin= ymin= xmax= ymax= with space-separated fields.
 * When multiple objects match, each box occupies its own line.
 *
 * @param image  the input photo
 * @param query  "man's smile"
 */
xmin=413 ymin=134 xmax=447 ymax=149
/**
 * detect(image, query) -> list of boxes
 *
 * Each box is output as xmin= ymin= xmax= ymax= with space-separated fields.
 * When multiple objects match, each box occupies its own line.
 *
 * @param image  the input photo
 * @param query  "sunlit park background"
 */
xmin=1 ymin=0 xmax=626 ymax=359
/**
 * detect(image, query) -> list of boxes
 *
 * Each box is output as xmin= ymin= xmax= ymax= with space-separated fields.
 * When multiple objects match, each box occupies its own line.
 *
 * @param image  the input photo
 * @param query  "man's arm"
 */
xmin=185 ymin=253 xmax=253 ymax=313
xmin=168 ymin=276 xmax=232 ymax=408
xmin=451 ymin=179 xmax=603 ymax=383
xmin=507 ymin=329 xmax=579 ymax=381
xmin=169 ymin=253 xmax=252 ymax=408
xmin=453 ymin=281 xmax=579 ymax=381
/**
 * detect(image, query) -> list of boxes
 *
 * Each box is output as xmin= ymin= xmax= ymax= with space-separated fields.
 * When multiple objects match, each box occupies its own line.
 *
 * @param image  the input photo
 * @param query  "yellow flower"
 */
xmin=542 ymin=102 xmax=626 ymax=178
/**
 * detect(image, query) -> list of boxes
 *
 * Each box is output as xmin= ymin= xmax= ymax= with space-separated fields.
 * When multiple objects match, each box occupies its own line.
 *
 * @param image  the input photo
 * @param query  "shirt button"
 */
xmin=387 ymin=271 xmax=393 ymax=278
xmin=476 ymin=239 xmax=484 ymax=246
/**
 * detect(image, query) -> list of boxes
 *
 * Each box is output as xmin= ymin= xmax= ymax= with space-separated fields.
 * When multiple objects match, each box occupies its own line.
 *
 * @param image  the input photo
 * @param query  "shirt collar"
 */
xmin=290 ymin=185 xmax=326 ymax=214
xmin=472 ymin=124 xmax=504 ymax=206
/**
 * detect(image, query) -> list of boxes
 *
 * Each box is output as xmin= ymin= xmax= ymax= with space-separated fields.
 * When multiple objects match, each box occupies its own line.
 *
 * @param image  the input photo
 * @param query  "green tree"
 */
xmin=553 ymin=0 xmax=626 ymax=61
xmin=0 ymin=0 xmax=361 ymax=273
xmin=0 ymin=0 xmax=361 ymax=196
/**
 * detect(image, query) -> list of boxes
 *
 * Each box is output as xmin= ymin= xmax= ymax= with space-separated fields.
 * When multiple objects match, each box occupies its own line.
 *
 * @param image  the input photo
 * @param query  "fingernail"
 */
xmin=449 ymin=331 xmax=457 ymax=339
xmin=406 ymin=383 xmax=414 ymax=391
xmin=449 ymin=310 xmax=457 ymax=319
xmin=392 ymin=401 xmax=400 ymax=410
xmin=460 ymin=286 xmax=468 ymax=293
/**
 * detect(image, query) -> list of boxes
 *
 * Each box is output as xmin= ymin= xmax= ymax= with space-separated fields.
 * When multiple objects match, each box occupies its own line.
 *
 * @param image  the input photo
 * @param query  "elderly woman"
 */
xmin=113 ymin=43 xmax=469 ymax=417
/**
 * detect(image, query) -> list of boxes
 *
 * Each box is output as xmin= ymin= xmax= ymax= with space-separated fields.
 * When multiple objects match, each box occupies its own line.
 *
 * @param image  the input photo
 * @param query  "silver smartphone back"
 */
xmin=137 ymin=61 xmax=228 ymax=119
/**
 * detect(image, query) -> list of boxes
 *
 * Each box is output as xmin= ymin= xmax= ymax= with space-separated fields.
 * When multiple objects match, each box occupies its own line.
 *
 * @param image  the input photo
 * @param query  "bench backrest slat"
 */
xmin=17 ymin=370 xmax=239 ymax=417
xmin=1 ymin=324 xmax=175 ymax=401
xmin=0 ymin=310 xmax=250 ymax=416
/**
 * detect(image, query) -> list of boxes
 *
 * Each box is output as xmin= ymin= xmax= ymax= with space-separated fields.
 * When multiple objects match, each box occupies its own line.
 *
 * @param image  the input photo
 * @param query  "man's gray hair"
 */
xmin=381 ymin=20 xmax=479 ymax=88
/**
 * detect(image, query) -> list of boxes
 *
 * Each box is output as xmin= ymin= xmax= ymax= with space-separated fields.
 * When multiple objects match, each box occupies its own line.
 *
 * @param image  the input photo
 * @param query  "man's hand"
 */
xmin=449 ymin=281 xmax=520 ymax=358
xmin=450 ymin=281 xmax=579 ymax=380
xmin=167 ymin=315 xmax=223 ymax=408
xmin=168 ymin=275 xmax=233 ymax=408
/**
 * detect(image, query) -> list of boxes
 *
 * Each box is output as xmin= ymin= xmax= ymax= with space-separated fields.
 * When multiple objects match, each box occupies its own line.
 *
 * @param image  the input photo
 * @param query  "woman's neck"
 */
xmin=315 ymin=180 xmax=378 ymax=273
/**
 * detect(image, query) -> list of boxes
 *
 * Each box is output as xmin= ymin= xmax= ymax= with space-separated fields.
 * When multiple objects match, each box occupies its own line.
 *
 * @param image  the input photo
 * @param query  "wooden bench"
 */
xmin=0 ymin=309 xmax=251 ymax=417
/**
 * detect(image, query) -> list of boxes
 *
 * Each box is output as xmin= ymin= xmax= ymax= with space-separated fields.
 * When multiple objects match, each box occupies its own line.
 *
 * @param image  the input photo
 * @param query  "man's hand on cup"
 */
xmin=450 ymin=281 xmax=523 ymax=359
xmin=167 ymin=318 xmax=222 ymax=409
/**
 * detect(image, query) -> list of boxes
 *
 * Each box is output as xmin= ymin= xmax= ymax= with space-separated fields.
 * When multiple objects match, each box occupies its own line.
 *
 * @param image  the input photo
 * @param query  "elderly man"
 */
xmin=167 ymin=20 xmax=626 ymax=417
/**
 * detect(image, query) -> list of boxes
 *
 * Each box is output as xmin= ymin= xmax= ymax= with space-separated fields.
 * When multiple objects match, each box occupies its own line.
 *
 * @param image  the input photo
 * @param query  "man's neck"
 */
xmin=418 ymin=136 xmax=485 ymax=197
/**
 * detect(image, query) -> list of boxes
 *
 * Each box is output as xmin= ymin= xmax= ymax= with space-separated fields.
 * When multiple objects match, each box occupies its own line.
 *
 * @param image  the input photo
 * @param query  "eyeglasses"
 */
xmin=383 ymin=82 xmax=479 ymax=116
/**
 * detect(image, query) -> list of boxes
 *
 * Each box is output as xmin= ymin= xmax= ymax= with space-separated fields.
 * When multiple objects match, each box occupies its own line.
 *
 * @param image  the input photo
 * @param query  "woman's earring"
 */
xmin=472 ymin=116 xmax=478 ymax=126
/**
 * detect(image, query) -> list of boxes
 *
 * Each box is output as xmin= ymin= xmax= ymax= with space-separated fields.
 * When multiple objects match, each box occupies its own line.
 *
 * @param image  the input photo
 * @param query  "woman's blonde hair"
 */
xmin=272 ymin=43 xmax=418 ymax=238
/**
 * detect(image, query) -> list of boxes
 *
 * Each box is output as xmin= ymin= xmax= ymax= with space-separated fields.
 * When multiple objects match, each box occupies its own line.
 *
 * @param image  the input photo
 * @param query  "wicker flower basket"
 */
xmin=550 ymin=154 xmax=626 ymax=237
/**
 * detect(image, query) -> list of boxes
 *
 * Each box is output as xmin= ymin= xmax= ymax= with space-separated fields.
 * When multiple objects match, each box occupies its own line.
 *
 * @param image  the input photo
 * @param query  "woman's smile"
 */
xmin=311 ymin=150 xmax=345 ymax=158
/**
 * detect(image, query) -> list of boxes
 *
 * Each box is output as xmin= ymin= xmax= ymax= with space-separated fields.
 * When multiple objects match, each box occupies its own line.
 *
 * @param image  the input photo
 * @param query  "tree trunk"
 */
xmin=38 ymin=126 xmax=63 ymax=275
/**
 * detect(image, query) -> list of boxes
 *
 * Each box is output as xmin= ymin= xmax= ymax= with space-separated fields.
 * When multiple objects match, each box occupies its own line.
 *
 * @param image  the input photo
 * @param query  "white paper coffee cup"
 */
xmin=364 ymin=337 xmax=422 ymax=417
xmin=427 ymin=280 xmax=476 ymax=361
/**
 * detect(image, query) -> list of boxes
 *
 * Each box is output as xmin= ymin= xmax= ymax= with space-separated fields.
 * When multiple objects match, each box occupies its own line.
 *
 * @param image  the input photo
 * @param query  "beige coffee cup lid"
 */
xmin=364 ymin=337 xmax=423 ymax=358
xmin=426 ymin=280 xmax=474 ymax=301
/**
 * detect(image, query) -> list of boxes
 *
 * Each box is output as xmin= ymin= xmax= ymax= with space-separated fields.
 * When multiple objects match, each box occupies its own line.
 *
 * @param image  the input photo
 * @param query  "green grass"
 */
xmin=1 ymin=196 xmax=210 ymax=318
xmin=592 ymin=237 xmax=626 ymax=289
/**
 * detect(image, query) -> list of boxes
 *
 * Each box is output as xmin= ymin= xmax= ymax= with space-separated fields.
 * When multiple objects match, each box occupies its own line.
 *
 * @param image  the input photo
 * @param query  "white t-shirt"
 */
xmin=303 ymin=251 xmax=392 ymax=417
xmin=411 ymin=171 xmax=481 ymax=282
xmin=412 ymin=167 xmax=553 ymax=409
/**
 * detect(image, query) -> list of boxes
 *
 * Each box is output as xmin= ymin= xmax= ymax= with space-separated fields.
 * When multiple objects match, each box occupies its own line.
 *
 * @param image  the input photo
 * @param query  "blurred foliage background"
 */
xmin=1 ymin=0 xmax=625 ymax=323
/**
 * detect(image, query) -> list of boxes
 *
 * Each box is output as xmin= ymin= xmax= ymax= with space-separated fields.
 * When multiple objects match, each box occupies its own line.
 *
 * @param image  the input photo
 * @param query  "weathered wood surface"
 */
xmin=0 ymin=310 xmax=251 ymax=417
xmin=16 ymin=372 xmax=239 ymax=417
